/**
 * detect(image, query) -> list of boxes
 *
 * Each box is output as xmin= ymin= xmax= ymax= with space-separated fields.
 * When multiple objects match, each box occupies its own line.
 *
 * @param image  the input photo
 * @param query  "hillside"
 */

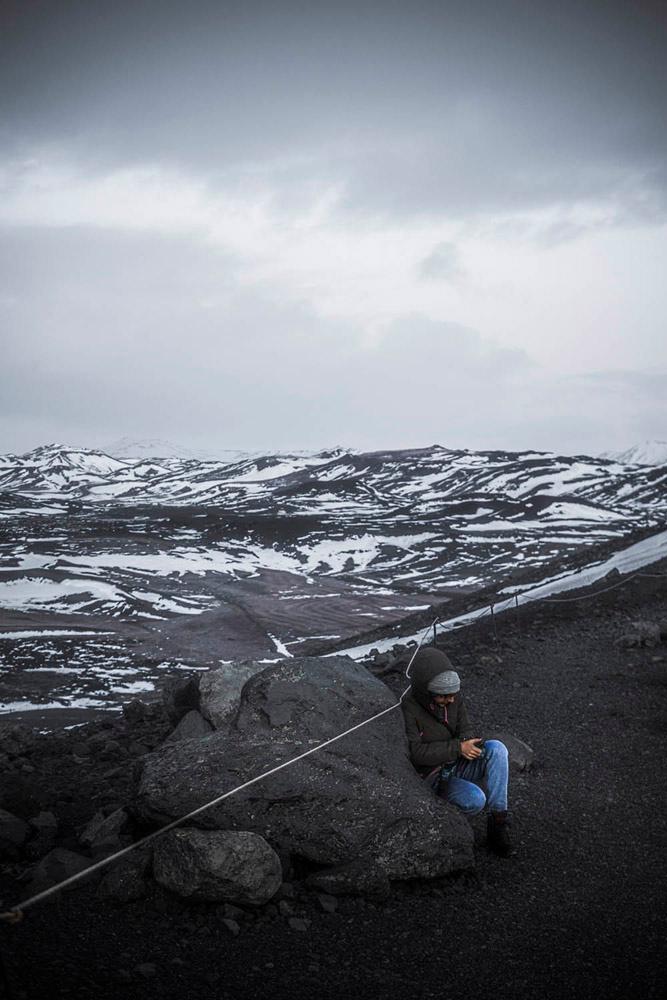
xmin=1 ymin=443 xmax=666 ymax=719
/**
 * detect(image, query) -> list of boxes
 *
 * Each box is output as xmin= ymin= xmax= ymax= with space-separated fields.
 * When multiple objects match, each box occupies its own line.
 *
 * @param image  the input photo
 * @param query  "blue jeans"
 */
xmin=427 ymin=739 xmax=509 ymax=815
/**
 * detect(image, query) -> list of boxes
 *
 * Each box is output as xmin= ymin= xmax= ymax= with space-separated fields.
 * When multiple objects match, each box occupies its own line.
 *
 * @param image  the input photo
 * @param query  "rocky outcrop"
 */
xmin=166 ymin=709 xmax=214 ymax=743
xmin=134 ymin=656 xmax=474 ymax=896
xmin=25 ymin=811 xmax=58 ymax=859
xmin=80 ymin=807 xmax=131 ymax=855
xmin=97 ymin=846 xmax=152 ymax=903
xmin=0 ymin=807 xmax=30 ymax=858
xmin=615 ymin=619 xmax=666 ymax=648
xmin=198 ymin=660 xmax=271 ymax=729
xmin=162 ymin=676 xmax=201 ymax=726
xmin=28 ymin=848 xmax=98 ymax=894
xmin=153 ymin=829 xmax=282 ymax=904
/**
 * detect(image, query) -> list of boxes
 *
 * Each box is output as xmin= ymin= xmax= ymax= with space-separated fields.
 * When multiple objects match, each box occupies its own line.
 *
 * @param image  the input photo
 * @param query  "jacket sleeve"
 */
xmin=403 ymin=706 xmax=461 ymax=766
xmin=455 ymin=697 xmax=474 ymax=741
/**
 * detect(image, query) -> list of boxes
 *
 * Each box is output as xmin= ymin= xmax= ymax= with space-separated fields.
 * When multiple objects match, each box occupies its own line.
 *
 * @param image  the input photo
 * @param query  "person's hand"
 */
xmin=460 ymin=739 xmax=483 ymax=760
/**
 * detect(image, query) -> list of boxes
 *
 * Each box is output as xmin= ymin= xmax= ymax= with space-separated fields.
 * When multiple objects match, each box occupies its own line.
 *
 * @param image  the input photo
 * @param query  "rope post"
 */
xmin=432 ymin=621 xmax=438 ymax=647
xmin=514 ymin=594 xmax=521 ymax=634
xmin=490 ymin=603 xmax=498 ymax=643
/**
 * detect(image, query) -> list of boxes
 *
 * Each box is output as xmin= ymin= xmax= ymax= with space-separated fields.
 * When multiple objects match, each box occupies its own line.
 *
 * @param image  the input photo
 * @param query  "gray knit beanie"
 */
xmin=427 ymin=670 xmax=461 ymax=694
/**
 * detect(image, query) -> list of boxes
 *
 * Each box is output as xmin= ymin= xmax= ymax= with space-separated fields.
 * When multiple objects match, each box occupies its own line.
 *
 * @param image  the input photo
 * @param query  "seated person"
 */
xmin=401 ymin=646 xmax=513 ymax=856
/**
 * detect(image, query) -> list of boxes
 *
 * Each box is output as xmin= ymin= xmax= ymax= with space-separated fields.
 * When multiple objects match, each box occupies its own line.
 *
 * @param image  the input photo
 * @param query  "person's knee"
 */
xmin=461 ymin=787 xmax=486 ymax=816
xmin=484 ymin=739 xmax=508 ymax=759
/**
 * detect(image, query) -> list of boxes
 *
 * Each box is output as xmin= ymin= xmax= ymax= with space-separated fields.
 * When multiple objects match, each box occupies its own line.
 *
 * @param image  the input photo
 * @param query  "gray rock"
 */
xmin=123 ymin=699 xmax=149 ymax=724
xmin=162 ymin=675 xmax=201 ymax=725
xmin=0 ymin=724 xmax=32 ymax=760
xmin=153 ymin=828 xmax=282 ymax=905
xmin=486 ymin=732 xmax=535 ymax=771
xmin=29 ymin=810 xmax=58 ymax=834
xmin=166 ymin=709 xmax=214 ymax=744
xmin=28 ymin=848 xmax=97 ymax=893
xmin=198 ymin=661 xmax=271 ymax=729
xmin=0 ymin=808 xmax=30 ymax=857
xmin=616 ymin=620 xmax=663 ymax=649
xmin=288 ymin=917 xmax=310 ymax=931
xmin=80 ymin=808 xmax=130 ymax=851
xmin=317 ymin=893 xmax=338 ymax=913
xmin=25 ymin=811 xmax=58 ymax=859
xmin=134 ymin=656 xmax=473 ymax=895
xmin=97 ymin=846 xmax=152 ymax=903
xmin=221 ymin=902 xmax=246 ymax=921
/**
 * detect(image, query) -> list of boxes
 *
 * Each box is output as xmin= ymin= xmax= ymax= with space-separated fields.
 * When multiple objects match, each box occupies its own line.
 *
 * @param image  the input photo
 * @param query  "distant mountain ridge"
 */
xmin=105 ymin=437 xmax=251 ymax=461
xmin=1 ymin=443 xmax=665 ymax=602
xmin=600 ymin=440 xmax=667 ymax=466
xmin=1 ymin=441 xmax=665 ymax=511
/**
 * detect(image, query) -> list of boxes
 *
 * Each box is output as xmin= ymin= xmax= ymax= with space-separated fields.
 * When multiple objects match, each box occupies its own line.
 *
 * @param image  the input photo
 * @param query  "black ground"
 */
xmin=1 ymin=563 xmax=666 ymax=1000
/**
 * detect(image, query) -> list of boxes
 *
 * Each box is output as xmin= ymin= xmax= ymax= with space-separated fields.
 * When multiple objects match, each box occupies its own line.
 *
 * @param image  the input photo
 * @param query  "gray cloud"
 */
xmin=418 ymin=242 xmax=462 ymax=281
xmin=0 ymin=0 xmax=665 ymax=457
xmin=2 ymin=1 xmax=665 ymax=223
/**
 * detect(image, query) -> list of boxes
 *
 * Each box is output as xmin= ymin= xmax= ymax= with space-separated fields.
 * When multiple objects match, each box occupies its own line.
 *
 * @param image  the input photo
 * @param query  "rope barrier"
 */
xmin=0 ymin=619 xmax=438 ymax=924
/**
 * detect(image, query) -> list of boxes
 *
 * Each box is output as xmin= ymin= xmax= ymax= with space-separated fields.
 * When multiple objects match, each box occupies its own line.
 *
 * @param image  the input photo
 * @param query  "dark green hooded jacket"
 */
xmin=401 ymin=647 xmax=474 ymax=778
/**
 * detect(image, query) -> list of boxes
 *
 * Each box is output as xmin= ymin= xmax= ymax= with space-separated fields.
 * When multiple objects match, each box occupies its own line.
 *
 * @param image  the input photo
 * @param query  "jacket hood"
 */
xmin=409 ymin=647 xmax=456 ymax=711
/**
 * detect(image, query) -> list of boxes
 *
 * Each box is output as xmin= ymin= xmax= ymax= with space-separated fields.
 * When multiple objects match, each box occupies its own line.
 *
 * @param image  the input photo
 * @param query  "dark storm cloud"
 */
xmin=2 ymin=0 xmax=665 ymax=221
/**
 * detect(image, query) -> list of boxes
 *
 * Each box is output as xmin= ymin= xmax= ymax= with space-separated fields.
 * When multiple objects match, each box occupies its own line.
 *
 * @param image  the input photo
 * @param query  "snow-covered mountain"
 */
xmin=105 ymin=437 xmax=253 ymax=462
xmin=600 ymin=440 xmax=667 ymax=466
xmin=0 ymin=441 xmax=665 ymax=714
xmin=1 ymin=437 xmax=665 ymax=621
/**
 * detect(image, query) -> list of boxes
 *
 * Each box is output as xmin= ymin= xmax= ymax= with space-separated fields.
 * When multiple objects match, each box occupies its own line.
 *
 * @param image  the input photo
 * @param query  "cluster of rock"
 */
xmin=135 ymin=655 xmax=476 ymax=899
xmin=2 ymin=650 xmax=536 ymax=918
xmin=615 ymin=619 xmax=667 ymax=649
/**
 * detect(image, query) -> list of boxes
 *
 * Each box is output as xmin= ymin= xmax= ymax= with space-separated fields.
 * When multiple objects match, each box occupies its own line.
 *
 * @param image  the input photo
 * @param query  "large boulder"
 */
xmin=162 ymin=675 xmax=202 ymax=725
xmin=153 ymin=829 xmax=282 ymax=905
xmin=97 ymin=846 xmax=152 ymax=903
xmin=134 ymin=656 xmax=474 ymax=896
xmin=486 ymin=732 xmax=534 ymax=771
xmin=166 ymin=710 xmax=214 ymax=744
xmin=615 ymin=620 xmax=663 ymax=649
xmin=0 ymin=808 xmax=30 ymax=859
xmin=198 ymin=660 xmax=271 ymax=729
xmin=79 ymin=808 xmax=130 ymax=854
xmin=25 ymin=811 xmax=58 ymax=859
xmin=28 ymin=848 xmax=98 ymax=894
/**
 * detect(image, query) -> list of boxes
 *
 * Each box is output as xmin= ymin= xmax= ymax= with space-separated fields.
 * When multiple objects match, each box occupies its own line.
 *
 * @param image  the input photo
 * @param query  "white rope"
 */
xmin=0 ymin=620 xmax=437 ymax=921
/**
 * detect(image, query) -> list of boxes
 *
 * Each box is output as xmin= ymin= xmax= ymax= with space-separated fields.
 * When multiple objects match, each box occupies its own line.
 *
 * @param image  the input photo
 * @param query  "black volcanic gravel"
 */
xmin=1 ymin=567 xmax=666 ymax=1000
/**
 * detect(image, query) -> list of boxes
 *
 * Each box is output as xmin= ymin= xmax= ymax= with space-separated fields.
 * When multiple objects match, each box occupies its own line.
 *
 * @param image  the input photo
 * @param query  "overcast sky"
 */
xmin=1 ymin=0 xmax=665 ymax=458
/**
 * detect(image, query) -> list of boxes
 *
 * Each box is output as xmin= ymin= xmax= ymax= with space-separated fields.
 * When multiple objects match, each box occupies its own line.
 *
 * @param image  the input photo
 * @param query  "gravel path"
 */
xmin=1 ymin=566 xmax=666 ymax=1000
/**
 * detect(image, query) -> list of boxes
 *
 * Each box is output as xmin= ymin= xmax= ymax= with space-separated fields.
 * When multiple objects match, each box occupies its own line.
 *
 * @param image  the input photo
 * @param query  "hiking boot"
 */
xmin=487 ymin=811 xmax=513 ymax=857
